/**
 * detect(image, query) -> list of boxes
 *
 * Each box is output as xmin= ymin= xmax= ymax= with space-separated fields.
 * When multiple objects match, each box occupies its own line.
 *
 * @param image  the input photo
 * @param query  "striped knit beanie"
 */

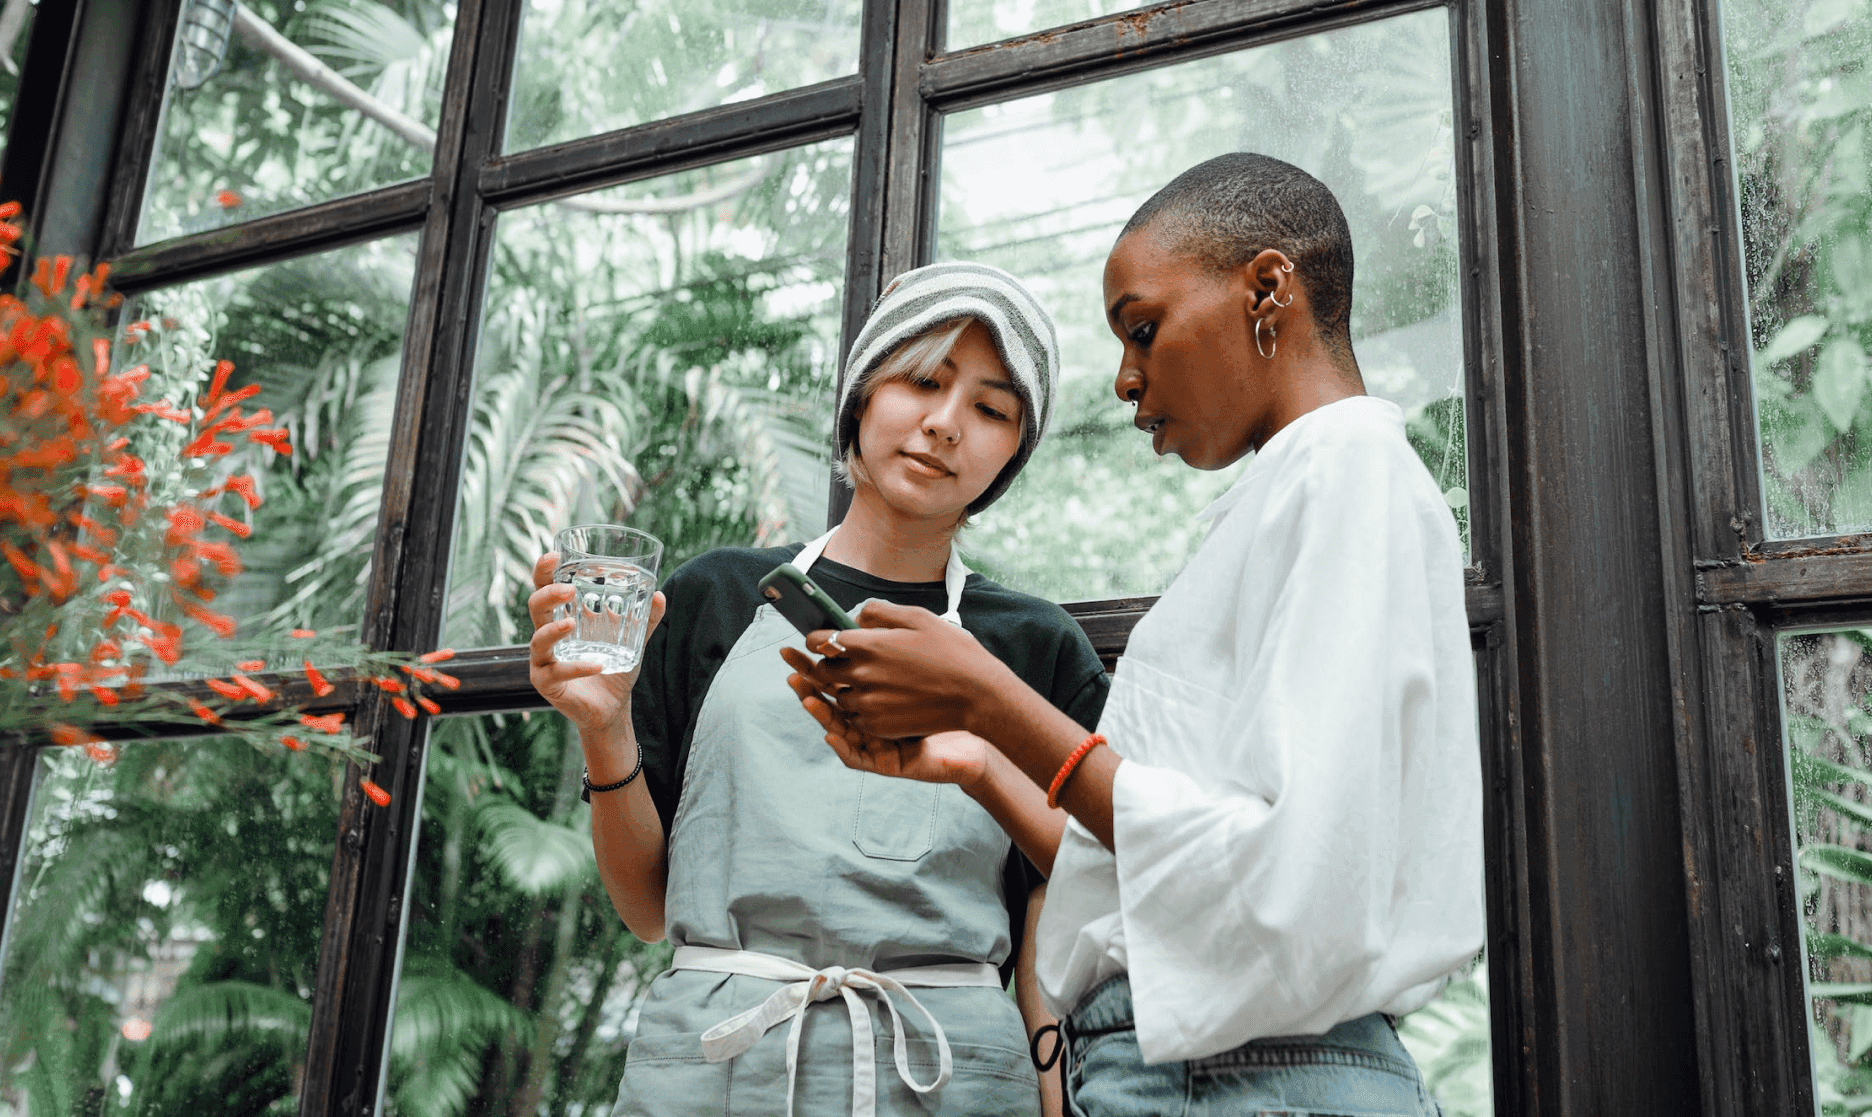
xmin=838 ymin=262 xmax=1059 ymax=515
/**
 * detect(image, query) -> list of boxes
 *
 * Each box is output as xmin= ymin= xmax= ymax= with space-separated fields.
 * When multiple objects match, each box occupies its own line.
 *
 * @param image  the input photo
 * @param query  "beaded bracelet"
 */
xmin=582 ymin=742 xmax=643 ymax=798
xmin=1046 ymin=733 xmax=1106 ymax=809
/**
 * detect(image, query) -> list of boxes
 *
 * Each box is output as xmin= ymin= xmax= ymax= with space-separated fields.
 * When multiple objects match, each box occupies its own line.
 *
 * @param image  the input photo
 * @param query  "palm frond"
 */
xmin=303 ymin=0 xmax=427 ymax=73
xmin=475 ymin=800 xmax=594 ymax=895
xmin=386 ymin=963 xmax=530 ymax=1117
xmin=146 ymin=980 xmax=312 ymax=1049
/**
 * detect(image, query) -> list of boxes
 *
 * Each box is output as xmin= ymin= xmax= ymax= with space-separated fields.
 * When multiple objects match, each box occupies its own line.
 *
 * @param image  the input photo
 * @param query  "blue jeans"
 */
xmin=1058 ymin=978 xmax=1442 ymax=1117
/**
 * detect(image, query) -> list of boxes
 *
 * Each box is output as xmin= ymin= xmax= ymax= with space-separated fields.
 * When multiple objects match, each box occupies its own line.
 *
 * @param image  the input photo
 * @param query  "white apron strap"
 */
xmin=791 ymin=527 xmax=971 ymax=626
xmin=672 ymin=944 xmax=1000 ymax=1117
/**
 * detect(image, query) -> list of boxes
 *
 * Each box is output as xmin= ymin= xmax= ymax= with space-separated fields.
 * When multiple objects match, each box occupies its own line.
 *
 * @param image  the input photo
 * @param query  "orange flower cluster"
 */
xmin=0 ymin=215 xmax=296 ymax=710
xmin=0 ymin=206 xmax=454 ymax=805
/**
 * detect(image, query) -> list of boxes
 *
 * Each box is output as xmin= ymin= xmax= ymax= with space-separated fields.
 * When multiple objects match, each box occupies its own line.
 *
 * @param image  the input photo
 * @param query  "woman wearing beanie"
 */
xmin=524 ymin=262 xmax=1108 ymax=1116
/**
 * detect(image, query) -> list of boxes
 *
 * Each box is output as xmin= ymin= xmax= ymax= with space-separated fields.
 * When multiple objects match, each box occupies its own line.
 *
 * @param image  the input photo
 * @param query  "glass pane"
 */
xmin=1782 ymin=626 xmax=1872 ymax=1106
xmin=381 ymin=715 xmax=673 ymax=1115
xmin=506 ymin=0 xmax=863 ymax=153
xmin=945 ymin=0 xmax=1140 ymax=51
xmin=126 ymin=234 xmax=419 ymax=645
xmin=0 ymin=737 xmax=344 ymax=1115
xmin=1724 ymin=1 xmax=1872 ymax=538
xmin=0 ymin=0 xmax=36 ymax=166
xmin=1397 ymin=958 xmax=1494 ymax=1117
xmin=441 ymin=141 xmax=851 ymax=651
xmin=136 ymin=0 xmax=456 ymax=245
xmin=937 ymin=7 xmax=1467 ymax=602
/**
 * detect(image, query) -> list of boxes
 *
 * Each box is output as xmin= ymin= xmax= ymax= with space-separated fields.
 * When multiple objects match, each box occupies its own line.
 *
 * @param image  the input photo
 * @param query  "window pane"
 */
xmin=1724 ymin=2 xmax=1872 ymax=538
xmin=506 ymin=0 xmax=863 ymax=153
xmin=136 ymin=0 xmax=456 ymax=245
xmin=945 ymin=0 xmax=1140 ymax=51
xmin=1781 ymin=626 xmax=1872 ymax=1105
xmin=0 ymin=738 xmax=343 ymax=1115
xmin=126 ymin=234 xmax=419 ymax=645
xmin=380 ymin=715 xmax=673 ymax=1115
xmin=0 ymin=0 xmax=36 ymax=166
xmin=937 ymin=7 xmax=1468 ymax=602
xmin=441 ymin=143 xmax=851 ymax=651
xmin=1397 ymin=958 xmax=1494 ymax=1116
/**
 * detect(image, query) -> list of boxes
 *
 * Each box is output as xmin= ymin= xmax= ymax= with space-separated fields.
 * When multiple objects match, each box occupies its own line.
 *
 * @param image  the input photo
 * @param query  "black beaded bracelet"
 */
xmin=582 ymin=744 xmax=643 ymax=798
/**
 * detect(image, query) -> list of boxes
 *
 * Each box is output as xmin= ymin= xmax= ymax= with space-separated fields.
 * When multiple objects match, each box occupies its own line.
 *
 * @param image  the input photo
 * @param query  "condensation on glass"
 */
xmin=439 ymin=141 xmax=850 ymax=652
xmin=0 ymin=738 xmax=344 ymax=1115
xmin=936 ymin=7 xmax=1468 ymax=602
xmin=378 ymin=714 xmax=673 ymax=1115
xmin=126 ymin=233 xmax=420 ymax=645
xmin=945 ymin=0 xmax=1142 ymax=51
xmin=505 ymin=0 xmax=863 ymax=153
xmin=1778 ymin=626 xmax=1872 ymax=1104
xmin=0 ymin=0 xmax=37 ymax=167
xmin=1724 ymin=0 xmax=1872 ymax=538
xmin=136 ymin=0 xmax=456 ymax=244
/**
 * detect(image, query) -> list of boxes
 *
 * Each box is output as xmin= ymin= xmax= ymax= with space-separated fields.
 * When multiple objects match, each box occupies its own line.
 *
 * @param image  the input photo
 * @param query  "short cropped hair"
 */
xmin=1122 ymin=153 xmax=1356 ymax=354
xmin=834 ymin=316 xmax=977 ymax=491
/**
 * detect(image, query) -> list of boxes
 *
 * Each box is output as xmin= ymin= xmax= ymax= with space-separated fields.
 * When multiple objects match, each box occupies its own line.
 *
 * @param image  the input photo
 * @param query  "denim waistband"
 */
xmin=1064 ymin=976 xmax=1420 ymax=1080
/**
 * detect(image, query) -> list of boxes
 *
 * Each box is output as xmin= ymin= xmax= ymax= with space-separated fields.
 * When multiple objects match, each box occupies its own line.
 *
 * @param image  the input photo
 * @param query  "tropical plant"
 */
xmin=1783 ymin=629 xmax=1872 ymax=1114
xmin=1725 ymin=0 xmax=1872 ymax=538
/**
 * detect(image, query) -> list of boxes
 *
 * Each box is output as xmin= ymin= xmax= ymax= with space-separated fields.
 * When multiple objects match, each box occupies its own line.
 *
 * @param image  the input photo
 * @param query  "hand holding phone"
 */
xmin=758 ymin=564 xmax=858 ymax=639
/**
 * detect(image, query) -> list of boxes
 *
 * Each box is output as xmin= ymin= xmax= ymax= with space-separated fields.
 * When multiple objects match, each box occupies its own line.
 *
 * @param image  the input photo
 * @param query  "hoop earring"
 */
xmin=1270 ymin=290 xmax=1293 ymax=308
xmin=1255 ymin=318 xmax=1277 ymax=360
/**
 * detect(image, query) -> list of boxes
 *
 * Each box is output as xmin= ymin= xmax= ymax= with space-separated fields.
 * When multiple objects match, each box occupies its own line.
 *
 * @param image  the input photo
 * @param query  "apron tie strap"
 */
xmin=673 ymin=945 xmax=1000 ymax=1117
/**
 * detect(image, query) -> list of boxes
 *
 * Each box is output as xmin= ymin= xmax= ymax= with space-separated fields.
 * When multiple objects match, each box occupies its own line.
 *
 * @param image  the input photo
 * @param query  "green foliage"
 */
xmin=1727 ymin=0 xmax=1872 ymax=537
xmin=1396 ymin=964 xmax=1494 ymax=1117
xmin=1780 ymin=629 xmax=1872 ymax=1112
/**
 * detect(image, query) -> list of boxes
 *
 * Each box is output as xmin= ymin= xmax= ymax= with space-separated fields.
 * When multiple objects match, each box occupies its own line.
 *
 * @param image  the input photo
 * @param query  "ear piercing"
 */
xmin=1255 ymin=318 xmax=1278 ymax=360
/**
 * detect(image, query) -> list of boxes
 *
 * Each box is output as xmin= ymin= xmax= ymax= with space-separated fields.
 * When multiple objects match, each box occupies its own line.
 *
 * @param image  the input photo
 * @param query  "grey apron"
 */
xmin=612 ymin=529 xmax=1042 ymax=1117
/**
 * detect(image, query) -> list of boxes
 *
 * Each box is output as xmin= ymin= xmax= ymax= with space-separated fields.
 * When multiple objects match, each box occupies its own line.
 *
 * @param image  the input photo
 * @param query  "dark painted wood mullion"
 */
xmin=106 ymin=180 xmax=432 ymax=292
xmin=0 ymin=0 xmax=84 ymax=288
xmin=479 ymin=80 xmax=861 ymax=210
xmin=295 ymin=0 xmax=522 ymax=1113
xmin=1444 ymin=0 xmax=1539 ymax=1110
xmin=919 ymin=0 xmax=1440 ymax=112
xmin=827 ymin=0 xmax=907 ymax=528
xmin=1496 ymin=0 xmax=1714 ymax=1109
xmin=879 ymin=0 xmax=939 ymax=282
xmin=1618 ymin=1 xmax=1809 ymax=1113
xmin=94 ymin=0 xmax=180 ymax=260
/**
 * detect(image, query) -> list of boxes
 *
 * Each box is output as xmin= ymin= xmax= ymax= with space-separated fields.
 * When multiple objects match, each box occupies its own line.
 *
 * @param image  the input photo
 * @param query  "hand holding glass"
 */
xmin=551 ymin=525 xmax=663 ymax=674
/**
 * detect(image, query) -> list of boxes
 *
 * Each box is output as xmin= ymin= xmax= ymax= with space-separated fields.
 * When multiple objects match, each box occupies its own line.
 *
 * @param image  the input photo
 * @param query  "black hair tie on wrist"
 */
xmin=1030 ymin=1023 xmax=1063 ymax=1072
xmin=581 ymin=743 xmax=643 ymax=801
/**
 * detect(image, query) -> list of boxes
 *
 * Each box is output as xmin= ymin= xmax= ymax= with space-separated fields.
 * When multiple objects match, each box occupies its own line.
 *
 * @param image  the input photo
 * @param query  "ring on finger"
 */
xmin=825 ymin=634 xmax=848 ymax=657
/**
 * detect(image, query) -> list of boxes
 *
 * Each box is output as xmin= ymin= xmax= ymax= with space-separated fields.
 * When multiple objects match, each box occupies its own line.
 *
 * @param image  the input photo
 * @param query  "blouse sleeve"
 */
xmin=1107 ymin=439 xmax=1484 ymax=1060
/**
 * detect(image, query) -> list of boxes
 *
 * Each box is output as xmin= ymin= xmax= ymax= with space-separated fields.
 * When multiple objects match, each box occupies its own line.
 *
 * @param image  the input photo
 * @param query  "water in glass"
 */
xmin=553 ymin=558 xmax=656 ymax=674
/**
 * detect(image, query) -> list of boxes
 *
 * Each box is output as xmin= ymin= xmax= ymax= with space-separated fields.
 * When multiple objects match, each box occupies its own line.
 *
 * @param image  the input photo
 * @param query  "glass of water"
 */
xmin=551 ymin=525 xmax=663 ymax=674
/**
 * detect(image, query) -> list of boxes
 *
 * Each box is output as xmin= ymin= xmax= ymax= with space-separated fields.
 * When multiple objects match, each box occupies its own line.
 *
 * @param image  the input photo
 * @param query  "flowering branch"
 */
xmin=0 ymin=206 xmax=449 ymax=803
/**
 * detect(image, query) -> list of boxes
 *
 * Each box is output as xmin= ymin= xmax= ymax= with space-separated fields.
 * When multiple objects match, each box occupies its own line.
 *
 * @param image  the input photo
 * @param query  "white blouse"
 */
xmin=1035 ymin=396 xmax=1485 ymax=1063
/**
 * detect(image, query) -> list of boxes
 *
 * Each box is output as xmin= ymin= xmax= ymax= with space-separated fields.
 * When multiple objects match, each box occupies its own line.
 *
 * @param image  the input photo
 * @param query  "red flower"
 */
xmin=236 ymin=660 xmax=265 ymax=671
xmin=291 ymin=628 xmax=317 ymax=639
xmin=431 ymin=671 xmax=460 ymax=690
xmin=280 ymin=736 xmax=306 ymax=751
xmin=359 ymin=779 xmax=391 ymax=808
xmin=419 ymin=649 xmax=456 ymax=664
xmin=230 ymin=673 xmax=273 ymax=701
xmin=248 ymin=428 xmax=292 ymax=455
xmin=187 ymin=698 xmax=222 ymax=725
xmin=300 ymin=712 xmax=345 ymax=734
xmin=373 ymin=676 xmax=405 ymax=694
xmin=205 ymin=511 xmax=251 ymax=539
xmin=415 ymin=695 xmax=440 ymax=716
xmin=215 ymin=189 xmax=242 ymax=209
xmin=179 ymin=598 xmax=237 ymax=638
xmin=391 ymin=696 xmax=418 ymax=719
xmin=303 ymin=661 xmax=334 ymax=697
xmin=204 ymin=678 xmax=245 ymax=701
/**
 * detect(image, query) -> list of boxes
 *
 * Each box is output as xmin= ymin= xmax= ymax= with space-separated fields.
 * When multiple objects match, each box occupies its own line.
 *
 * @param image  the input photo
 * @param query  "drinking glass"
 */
xmin=551 ymin=525 xmax=663 ymax=674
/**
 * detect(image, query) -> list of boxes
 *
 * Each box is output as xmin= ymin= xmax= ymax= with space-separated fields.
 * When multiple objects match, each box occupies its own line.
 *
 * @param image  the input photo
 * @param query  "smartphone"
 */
xmin=758 ymin=563 xmax=859 ymax=638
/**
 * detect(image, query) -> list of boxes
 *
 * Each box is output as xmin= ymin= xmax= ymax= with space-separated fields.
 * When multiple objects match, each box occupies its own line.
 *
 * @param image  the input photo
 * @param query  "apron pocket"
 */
xmin=852 ymin=771 xmax=938 ymax=861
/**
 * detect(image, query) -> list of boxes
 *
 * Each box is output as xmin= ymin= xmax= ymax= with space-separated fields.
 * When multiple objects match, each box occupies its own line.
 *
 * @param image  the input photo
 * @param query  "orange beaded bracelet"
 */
xmin=1047 ymin=733 xmax=1106 ymax=809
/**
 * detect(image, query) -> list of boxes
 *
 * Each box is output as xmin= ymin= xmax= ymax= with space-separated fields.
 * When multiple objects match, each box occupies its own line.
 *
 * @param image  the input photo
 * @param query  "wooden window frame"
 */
xmin=14 ymin=0 xmax=1862 ymax=1114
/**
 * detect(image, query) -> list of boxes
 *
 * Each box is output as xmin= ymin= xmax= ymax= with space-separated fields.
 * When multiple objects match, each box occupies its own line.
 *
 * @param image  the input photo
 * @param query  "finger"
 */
xmin=781 ymin=644 xmax=841 ymax=687
xmin=528 ymin=581 xmax=575 ymax=630
xmin=853 ymin=600 xmax=932 ymax=631
xmin=533 ymin=552 xmax=560 ymax=591
xmin=821 ymin=725 xmax=877 ymax=773
xmin=530 ymin=616 xmax=577 ymax=668
xmin=804 ymin=628 xmax=864 ymax=659
xmin=644 ymin=591 xmax=667 ymax=640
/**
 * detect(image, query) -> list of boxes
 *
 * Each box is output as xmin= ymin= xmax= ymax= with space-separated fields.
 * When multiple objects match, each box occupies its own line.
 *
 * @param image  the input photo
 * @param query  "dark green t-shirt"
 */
xmin=629 ymin=542 xmax=1109 ymax=978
